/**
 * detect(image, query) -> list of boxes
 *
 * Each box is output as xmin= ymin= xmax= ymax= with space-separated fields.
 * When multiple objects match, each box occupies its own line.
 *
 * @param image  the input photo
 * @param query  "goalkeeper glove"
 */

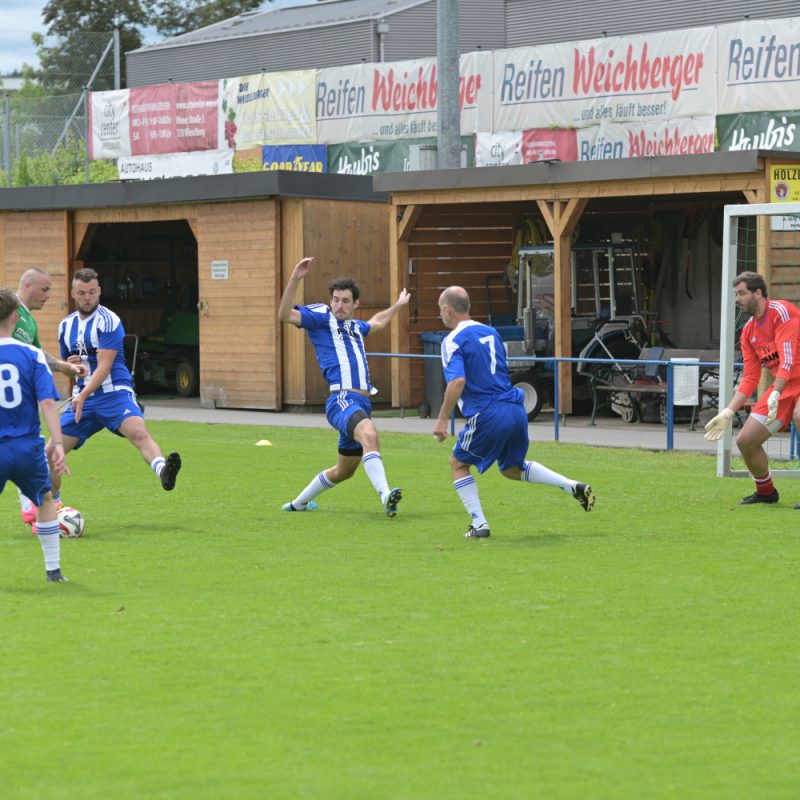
xmin=704 ymin=408 xmax=735 ymax=441
xmin=766 ymin=390 xmax=781 ymax=425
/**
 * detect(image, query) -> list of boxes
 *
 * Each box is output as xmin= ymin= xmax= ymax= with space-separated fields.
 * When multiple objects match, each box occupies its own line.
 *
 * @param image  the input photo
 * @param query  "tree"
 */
xmin=38 ymin=0 xmax=151 ymax=91
xmin=152 ymin=1 xmax=264 ymax=38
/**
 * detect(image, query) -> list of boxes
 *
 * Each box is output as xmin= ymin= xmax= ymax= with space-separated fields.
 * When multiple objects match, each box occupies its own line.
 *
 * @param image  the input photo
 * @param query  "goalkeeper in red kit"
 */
xmin=705 ymin=271 xmax=800 ymax=506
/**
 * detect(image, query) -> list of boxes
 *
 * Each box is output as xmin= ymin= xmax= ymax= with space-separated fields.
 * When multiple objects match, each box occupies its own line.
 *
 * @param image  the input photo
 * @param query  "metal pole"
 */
xmin=84 ymin=89 xmax=90 ymax=183
xmin=436 ymin=0 xmax=461 ymax=169
xmin=114 ymin=28 xmax=121 ymax=90
xmin=4 ymin=94 xmax=10 ymax=187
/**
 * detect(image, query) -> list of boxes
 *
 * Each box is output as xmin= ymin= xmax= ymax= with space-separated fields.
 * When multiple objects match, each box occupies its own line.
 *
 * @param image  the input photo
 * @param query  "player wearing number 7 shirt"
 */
xmin=432 ymin=286 xmax=595 ymax=539
xmin=704 ymin=270 xmax=800 ymax=506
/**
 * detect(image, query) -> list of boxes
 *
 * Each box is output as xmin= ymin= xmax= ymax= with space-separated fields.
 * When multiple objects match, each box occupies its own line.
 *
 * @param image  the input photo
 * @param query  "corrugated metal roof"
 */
xmin=373 ymin=150 xmax=788 ymax=193
xmin=131 ymin=0 xmax=431 ymax=54
xmin=0 ymin=172 xmax=387 ymax=212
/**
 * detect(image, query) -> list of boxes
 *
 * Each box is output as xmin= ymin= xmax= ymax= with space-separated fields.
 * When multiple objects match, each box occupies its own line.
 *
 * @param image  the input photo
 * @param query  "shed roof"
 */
xmin=0 ymin=172 xmax=387 ymax=212
xmin=132 ymin=0 xmax=430 ymax=54
xmin=373 ymin=150 xmax=796 ymax=194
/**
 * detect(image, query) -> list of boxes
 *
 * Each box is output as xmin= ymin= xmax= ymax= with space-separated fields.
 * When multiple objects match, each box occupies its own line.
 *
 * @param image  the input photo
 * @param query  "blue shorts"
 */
xmin=325 ymin=390 xmax=372 ymax=454
xmin=61 ymin=390 xmax=144 ymax=449
xmin=0 ymin=434 xmax=51 ymax=506
xmin=453 ymin=400 xmax=529 ymax=474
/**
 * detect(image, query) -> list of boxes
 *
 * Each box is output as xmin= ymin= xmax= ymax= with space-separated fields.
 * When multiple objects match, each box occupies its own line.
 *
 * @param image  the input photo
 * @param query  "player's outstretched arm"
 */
xmin=367 ymin=289 xmax=411 ymax=333
xmin=278 ymin=257 xmax=314 ymax=327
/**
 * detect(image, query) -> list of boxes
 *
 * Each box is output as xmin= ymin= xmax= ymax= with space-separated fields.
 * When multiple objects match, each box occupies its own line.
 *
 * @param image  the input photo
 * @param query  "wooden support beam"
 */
xmin=397 ymin=204 xmax=423 ymax=242
xmin=390 ymin=205 xmax=412 ymax=407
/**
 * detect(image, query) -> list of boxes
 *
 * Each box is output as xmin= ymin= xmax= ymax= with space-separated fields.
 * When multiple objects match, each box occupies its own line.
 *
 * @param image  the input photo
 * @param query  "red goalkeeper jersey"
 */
xmin=738 ymin=299 xmax=800 ymax=398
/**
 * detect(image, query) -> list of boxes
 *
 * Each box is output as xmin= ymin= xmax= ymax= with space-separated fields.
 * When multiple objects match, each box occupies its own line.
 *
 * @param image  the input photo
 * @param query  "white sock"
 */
xmin=294 ymin=471 xmax=335 ymax=507
xmin=36 ymin=520 xmax=61 ymax=571
xmin=362 ymin=451 xmax=390 ymax=500
xmin=523 ymin=461 xmax=574 ymax=493
xmin=151 ymin=456 xmax=166 ymax=478
xmin=17 ymin=486 xmax=34 ymax=513
xmin=454 ymin=475 xmax=488 ymax=528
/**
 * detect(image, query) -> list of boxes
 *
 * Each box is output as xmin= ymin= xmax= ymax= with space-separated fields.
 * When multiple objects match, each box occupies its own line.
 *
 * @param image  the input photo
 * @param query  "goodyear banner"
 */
xmin=89 ymin=82 xmax=224 ymax=160
xmin=717 ymin=110 xmax=800 ymax=151
xmin=222 ymin=71 xmax=316 ymax=147
xmin=493 ymin=26 xmax=716 ymax=131
xmin=718 ymin=19 xmax=800 ymax=115
xmin=261 ymin=144 xmax=327 ymax=171
xmin=316 ymin=52 xmax=492 ymax=143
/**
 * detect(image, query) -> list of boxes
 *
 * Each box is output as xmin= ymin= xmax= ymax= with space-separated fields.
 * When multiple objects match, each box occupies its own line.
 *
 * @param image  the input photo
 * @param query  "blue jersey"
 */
xmin=0 ymin=337 xmax=59 ymax=439
xmin=58 ymin=306 xmax=133 ymax=396
xmin=441 ymin=320 xmax=522 ymax=417
xmin=297 ymin=303 xmax=373 ymax=392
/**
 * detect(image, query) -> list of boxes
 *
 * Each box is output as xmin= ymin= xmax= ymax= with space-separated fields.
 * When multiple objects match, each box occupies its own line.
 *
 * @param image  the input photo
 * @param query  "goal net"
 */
xmin=717 ymin=200 xmax=800 ymax=477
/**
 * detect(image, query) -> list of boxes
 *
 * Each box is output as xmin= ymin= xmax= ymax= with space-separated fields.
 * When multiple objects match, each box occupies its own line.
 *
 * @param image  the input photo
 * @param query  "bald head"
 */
xmin=18 ymin=268 xmax=52 ymax=310
xmin=438 ymin=285 xmax=471 ymax=329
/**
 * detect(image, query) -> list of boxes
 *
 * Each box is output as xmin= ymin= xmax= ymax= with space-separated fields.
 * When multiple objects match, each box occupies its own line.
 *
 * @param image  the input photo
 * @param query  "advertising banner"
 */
xmin=328 ymin=137 xmax=474 ymax=174
xmin=117 ymin=149 xmax=233 ymax=181
xmin=317 ymin=51 xmax=493 ymax=143
xmin=90 ymin=82 xmax=224 ymax=160
xmin=717 ymin=110 xmax=800 ymax=151
xmin=718 ymin=19 xmax=800 ymax=115
xmin=221 ymin=71 xmax=316 ymax=147
xmin=522 ymin=129 xmax=578 ymax=162
xmin=89 ymin=89 xmax=131 ymax=160
xmin=261 ymin=144 xmax=327 ymax=171
xmin=576 ymin=117 xmax=715 ymax=160
xmin=475 ymin=132 xmax=522 ymax=166
xmin=493 ymin=26 xmax=716 ymax=131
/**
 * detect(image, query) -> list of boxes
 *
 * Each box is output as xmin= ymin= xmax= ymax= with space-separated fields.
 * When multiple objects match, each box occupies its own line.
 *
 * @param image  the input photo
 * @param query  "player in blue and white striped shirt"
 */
xmin=44 ymin=268 xmax=181 ymax=504
xmin=432 ymin=286 xmax=595 ymax=539
xmin=278 ymin=256 xmax=409 ymax=517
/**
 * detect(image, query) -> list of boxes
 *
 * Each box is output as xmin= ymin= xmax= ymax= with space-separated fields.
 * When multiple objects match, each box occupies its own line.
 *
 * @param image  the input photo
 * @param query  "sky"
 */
xmin=0 ymin=0 xmax=315 ymax=76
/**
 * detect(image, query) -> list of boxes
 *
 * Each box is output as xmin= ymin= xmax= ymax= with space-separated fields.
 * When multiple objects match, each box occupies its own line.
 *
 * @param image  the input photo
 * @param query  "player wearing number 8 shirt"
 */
xmin=0 ymin=288 xmax=69 ymax=581
xmin=432 ymin=286 xmax=595 ymax=539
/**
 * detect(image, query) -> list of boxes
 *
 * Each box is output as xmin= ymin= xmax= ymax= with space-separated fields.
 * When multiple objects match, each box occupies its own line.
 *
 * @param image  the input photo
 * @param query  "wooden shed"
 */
xmin=0 ymin=172 xmax=389 ymax=410
xmin=374 ymin=149 xmax=800 ymax=413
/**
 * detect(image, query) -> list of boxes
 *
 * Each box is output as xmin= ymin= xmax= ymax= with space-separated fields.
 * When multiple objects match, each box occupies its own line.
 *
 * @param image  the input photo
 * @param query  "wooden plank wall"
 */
xmin=404 ymin=203 xmax=516 ymax=407
xmin=769 ymin=231 xmax=800 ymax=304
xmin=281 ymin=197 xmax=391 ymax=406
xmin=0 ymin=209 xmax=71 ymax=397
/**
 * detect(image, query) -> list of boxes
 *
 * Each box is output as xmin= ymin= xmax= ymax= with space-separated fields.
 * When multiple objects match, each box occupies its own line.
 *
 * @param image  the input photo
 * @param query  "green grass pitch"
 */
xmin=2 ymin=421 xmax=800 ymax=799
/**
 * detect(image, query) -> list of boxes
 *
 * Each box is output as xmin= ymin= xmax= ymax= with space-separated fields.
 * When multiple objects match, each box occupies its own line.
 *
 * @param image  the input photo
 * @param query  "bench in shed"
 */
xmin=581 ymin=347 xmax=721 ymax=427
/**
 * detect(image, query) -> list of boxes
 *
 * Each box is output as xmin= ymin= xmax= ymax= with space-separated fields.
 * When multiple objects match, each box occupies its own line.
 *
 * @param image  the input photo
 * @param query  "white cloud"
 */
xmin=0 ymin=1 xmax=48 ymax=74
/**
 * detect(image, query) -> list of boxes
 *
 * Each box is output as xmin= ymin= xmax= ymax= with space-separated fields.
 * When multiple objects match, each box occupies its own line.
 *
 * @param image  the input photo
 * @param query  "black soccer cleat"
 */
xmin=739 ymin=490 xmax=779 ymax=505
xmin=383 ymin=487 xmax=402 ymax=517
xmin=464 ymin=524 xmax=491 ymax=539
xmin=161 ymin=452 xmax=182 ymax=491
xmin=46 ymin=568 xmax=68 ymax=582
xmin=573 ymin=483 xmax=596 ymax=512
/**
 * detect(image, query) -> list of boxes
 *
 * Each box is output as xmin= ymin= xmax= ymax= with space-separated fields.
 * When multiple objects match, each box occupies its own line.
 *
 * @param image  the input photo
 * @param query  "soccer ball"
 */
xmin=58 ymin=506 xmax=85 ymax=539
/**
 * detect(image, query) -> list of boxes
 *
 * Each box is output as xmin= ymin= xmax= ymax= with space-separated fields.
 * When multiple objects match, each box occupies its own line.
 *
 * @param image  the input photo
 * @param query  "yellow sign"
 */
xmin=770 ymin=165 xmax=800 ymax=202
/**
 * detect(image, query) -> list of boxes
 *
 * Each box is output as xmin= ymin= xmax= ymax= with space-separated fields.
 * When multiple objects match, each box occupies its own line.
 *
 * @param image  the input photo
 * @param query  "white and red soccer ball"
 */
xmin=57 ymin=506 xmax=85 ymax=539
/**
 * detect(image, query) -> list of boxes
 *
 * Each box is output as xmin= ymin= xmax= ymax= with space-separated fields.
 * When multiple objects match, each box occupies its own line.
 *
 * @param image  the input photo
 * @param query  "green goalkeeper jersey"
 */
xmin=12 ymin=303 xmax=41 ymax=348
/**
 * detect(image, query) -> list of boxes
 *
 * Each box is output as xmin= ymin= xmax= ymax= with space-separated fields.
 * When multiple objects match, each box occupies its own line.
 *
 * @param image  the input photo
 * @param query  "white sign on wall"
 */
xmin=211 ymin=260 xmax=229 ymax=280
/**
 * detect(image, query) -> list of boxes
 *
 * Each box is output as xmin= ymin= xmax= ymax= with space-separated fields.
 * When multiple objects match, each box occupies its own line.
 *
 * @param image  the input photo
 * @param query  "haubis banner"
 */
xmin=117 ymin=149 xmax=233 ymax=181
xmin=576 ymin=117 xmax=715 ymax=160
xmin=89 ymin=89 xmax=131 ymax=160
xmin=222 ymin=71 xmax=316 ymax=147
xmin=475 ymin=132 xmax=522 ymax=166
xmin=717 ymin=19 xmax=800 ymax=115
xmin=328 ymin=137 xmax=475 ymax=174
xmin=493 ymin=26 xmax=716 ymax=131
xmin=717 ymin=111 xmax=800 ymax=152
xmin=316 ymin=51 xmax=492 ymax=143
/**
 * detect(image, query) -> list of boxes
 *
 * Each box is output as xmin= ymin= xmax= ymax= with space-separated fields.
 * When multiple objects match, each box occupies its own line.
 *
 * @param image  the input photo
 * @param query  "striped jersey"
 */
xmin=297 ymin=303 xmax=373 ymax=392
xmin=441 ymin=319 xmax=522 ymax=417
xmin=58 ymin=305 xmax=133 ymax=395
xmin=0 ymin=337 xmax=59 ymax=439
xmin=738 ymin=299 xmax=800 ymax=398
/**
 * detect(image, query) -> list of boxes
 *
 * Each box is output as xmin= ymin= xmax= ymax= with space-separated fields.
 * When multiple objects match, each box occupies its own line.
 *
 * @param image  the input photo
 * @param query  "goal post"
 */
xmin=717 ymin=200 xmax=800 ymax=477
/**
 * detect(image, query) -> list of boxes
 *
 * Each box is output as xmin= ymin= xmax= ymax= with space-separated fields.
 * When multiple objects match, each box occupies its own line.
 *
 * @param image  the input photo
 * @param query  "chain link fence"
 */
xmin=0 ymin=31 xmax=118 ymax=187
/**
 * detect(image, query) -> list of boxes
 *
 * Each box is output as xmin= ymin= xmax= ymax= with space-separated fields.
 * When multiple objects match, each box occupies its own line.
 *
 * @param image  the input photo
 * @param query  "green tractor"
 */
xmin=135 ymin=284 xmax=200 ymax=397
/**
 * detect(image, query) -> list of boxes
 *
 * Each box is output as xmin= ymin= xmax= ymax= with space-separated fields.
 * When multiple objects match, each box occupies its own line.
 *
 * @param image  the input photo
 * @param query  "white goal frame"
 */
xmin=717 ymin=200 xmax=800 ymax=477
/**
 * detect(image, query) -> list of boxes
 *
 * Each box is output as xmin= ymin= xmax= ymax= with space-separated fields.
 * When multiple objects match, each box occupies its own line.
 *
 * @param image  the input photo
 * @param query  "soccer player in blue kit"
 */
xmin=432 ymin=286 xmax=595 ymax=539
xmin=0 ymin=288 xmax=70 ymax=581
xmin=44 ymin=268 xmax=181 ymax=501
xmin=278 ymin=257 xmax=409 ymax=516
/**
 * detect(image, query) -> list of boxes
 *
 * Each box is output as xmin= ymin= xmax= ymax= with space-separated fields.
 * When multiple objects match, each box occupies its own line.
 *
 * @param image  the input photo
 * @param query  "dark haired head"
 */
xmin=0 ymin=287 xmax=20 ymax=325
xmin=328 ymin=276 xmax=359 ymax=301
xmin=73 ymin=267 xmax=99 ymax=284
xmin=732 ymin=270 xmax=767 ymax=297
